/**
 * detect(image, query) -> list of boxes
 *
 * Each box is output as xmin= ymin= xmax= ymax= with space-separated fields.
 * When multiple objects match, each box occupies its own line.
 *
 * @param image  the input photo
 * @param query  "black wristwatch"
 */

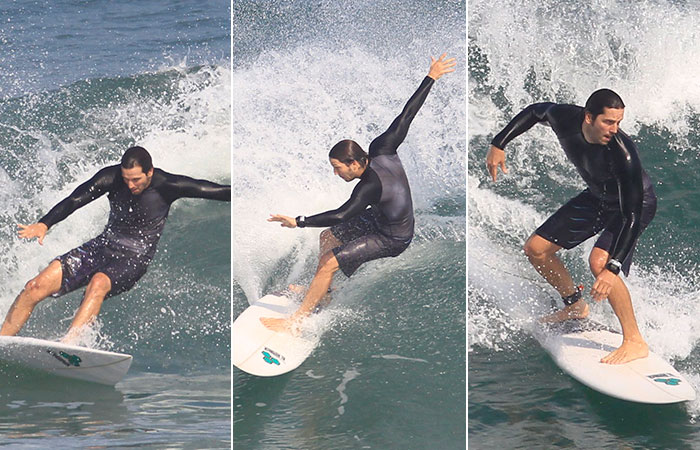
xmin=605 ymin=259 xmax=622 ymax=275
xmin=295 ymin=215 xmax=306 ymax=228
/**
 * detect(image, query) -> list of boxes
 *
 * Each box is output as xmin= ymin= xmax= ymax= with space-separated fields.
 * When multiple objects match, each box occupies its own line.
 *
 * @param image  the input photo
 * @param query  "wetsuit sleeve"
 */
xmin=38 ymin=166 xmax=117 ymax=229
xmin=609 ymin=134 xmax=645 ymax=264
xmin=300 ymin=174 xmax=382 ymax=228
xmin=164 ymin=174 xmax=231 ymax=202
xmin=491 ymin=103 xmax=557 ymax=150
xmin=368 ymin=76 xmax=434 ymax=157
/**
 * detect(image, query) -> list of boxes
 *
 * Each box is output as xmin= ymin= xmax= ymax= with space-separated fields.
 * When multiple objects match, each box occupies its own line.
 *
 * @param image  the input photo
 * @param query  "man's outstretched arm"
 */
xmin=369 ymin=54 xmax=456 ymax=157
xmin=19 ymin=166 xmax=116 ymax=244
xmin=269 ymin=177 xmax=380 ymax=229
xmin=487 ymin=102 xmax=556 ymax=181
xmin=166 ymin=174 xmax=231 ymax=201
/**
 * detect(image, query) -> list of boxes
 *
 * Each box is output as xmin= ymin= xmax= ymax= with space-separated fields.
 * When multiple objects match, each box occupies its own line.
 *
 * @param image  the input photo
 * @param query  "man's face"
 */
xmin=122 ymin=165 xmax=154 ymax=195
xmin=330 ymin=158 xmax=362 ymax=182
xmin=585 ymin=107 xmax=624 ymax=145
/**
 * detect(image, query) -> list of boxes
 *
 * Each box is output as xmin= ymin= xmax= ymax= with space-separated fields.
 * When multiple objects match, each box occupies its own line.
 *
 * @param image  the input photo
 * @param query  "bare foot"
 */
xmin=260 ymin=317 xmax=299 ymax=335
xmin=61 ymin=329 xmax=82 ymax=345
xmin=60 ymin=336 xmax=78 ymax=345
xmin=600 ymin=339 xmax=649 ymax=364
xmin=539 ymin=299 xmax=590 ymax=323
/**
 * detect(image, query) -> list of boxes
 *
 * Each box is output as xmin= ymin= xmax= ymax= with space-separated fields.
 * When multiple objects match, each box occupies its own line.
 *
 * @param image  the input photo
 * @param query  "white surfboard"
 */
xmin=233 ymin=294 xmax=316 ymax=377
xmin=0 ymin=336 xmax=132 ymax=386
xmin=536 ymin=319 xmax=695 ymax=404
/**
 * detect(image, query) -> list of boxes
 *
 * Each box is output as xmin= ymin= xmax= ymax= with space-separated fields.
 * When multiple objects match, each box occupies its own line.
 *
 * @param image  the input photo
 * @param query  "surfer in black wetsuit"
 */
xmin=486 ymin=89 xmax=657 ymax=364
xmin=261 ymin=54 xmax=456 ymax=333
xmin=0 ymin=146 xmax=230 ymax=343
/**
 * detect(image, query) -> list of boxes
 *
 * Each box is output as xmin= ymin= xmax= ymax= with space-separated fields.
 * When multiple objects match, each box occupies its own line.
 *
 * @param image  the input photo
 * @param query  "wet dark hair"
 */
xmin=584 ymin=89 xmax=625 ymax=119
xmin=328 ymin=140 xmax=368 ymax=168
xmin=121 ymin=146 xmax=153 ymax=173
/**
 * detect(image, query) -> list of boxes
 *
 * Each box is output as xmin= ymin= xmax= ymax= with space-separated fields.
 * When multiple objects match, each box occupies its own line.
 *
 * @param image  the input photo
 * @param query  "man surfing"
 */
xmin=262 ymin=54 xmax=456 ymax=333
xmin=486 ymin=89 xmax=657 ymax=364
xmin=0 ymin=146 xmax=230 ymax=343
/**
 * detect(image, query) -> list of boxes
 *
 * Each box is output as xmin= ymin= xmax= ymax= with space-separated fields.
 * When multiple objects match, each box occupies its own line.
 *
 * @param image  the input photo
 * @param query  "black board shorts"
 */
xmin=330 ymin=209 xmax=410 ymax=277
xmin=535 ymin=189 xmax=656 ymax=276
xmin=53 ymin=235 xmax=151 ymax=298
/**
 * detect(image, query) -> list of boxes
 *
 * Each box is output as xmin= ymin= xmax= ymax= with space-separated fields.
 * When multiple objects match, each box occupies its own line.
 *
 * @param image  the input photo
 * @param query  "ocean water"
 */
xmin=469 ymin=1 xmax=700 ymax=448
xmin=233 ymin=1 xmax=466 ymax=448
xmin=0 ymin=0 xmax=231 ymax=447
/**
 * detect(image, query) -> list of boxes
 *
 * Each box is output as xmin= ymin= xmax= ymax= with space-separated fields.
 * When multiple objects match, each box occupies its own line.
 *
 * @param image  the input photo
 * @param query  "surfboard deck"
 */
xmin=233 ymin=294 xmax=316 ymax=377
xmin=535 ymin=319 xmax=695 ymax=404
xmin=0 ymin=336 xmax=132 ymax=386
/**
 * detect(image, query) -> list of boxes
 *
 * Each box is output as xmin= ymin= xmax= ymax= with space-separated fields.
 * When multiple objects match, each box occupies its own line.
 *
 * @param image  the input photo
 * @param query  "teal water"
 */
xmin=233 ymin=0 xmax=466 ymax=448
xmin=0 ymin=0 xmax=230 ymax=447
xmin=470 ymin=0 xmax=700 ymax=448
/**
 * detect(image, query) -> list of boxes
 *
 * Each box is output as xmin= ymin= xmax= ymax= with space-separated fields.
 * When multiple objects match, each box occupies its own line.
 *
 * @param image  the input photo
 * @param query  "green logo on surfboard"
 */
xmin=60 ymin=351 xmax=82 ymax=367
xmin=654 ymin=377 xmax=681 ymax=386
xmin=262 ymin=351 xmax=280 ymax=365
xmin=46 ymin=349 xmax=82 ymax=367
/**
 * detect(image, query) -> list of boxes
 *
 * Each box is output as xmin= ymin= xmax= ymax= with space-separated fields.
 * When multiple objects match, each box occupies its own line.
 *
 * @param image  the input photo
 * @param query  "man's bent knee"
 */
xmin=589 ymin=248 xmax=609 ymax=276
xmin=20 ymin=279 xmax=48 ymax=307
xmin=524 ymin=234 xmax=560 ymax=260
xmin=87 ymin=272 xmax=112 ymax=295
xmin=320 ymin=228 xmax=334 ymax=243
xmin=317 ymin=252 xmax=340 ymax=276
xmin=320 ymin=228 xmax=341 ymax=251
xmin=23 ymin=260 xmax=62 ymax=299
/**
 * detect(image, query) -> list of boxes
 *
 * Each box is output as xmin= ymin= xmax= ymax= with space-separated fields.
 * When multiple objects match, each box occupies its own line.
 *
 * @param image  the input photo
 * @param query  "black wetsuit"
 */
xmin=492 ymin=103 xmax=656 ymax=275
xmin=40 ymin=165 xmax=230 ymax=296
xmin=298 ymin=76 xmax=435 ymax=276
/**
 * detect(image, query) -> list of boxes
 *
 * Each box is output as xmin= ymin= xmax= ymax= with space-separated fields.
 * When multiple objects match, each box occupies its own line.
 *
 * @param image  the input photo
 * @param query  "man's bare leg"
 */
xmin=287 ymin=284 xmax=333 ymax=311
xmin=590 ymin=247 xmax=648 ymax=364
xmin=319 ymin=228 xmax=342 ymax=256
xmin=0 ymin=260 xmax=63 ymax=336
xmin=523 ymin=233 xmax=589 ymax=322
xmin=288 ymin=228 xmax=341 ymax=302
xmin=311 ymin=229 xmax=342 ymax=309
xmin=62 ymin=272 xmax=112 ymax=344
xmin=261 ymin=251 xmax=340 ymax=332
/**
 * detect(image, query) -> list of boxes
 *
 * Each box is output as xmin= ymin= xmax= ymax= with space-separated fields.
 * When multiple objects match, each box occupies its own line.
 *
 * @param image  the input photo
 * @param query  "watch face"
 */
xmin=607 ymin=261 xmax=621 ymax=274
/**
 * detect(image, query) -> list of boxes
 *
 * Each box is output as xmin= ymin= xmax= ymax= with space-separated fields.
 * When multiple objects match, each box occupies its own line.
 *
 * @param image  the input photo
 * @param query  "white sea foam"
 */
xmin=0 ymin=63 xmax=231 ymax=339
xmin=233 ymin=44 xmax=465 ymax=303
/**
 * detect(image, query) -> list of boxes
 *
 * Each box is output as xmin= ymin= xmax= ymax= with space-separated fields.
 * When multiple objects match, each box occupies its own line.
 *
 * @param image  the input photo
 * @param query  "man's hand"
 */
xmin=486 ymin=145 xmax=508 ymax=181
xmin=591 ymin=269 xmax=617 ymax=302
xmin=268 ymin=214 xmax=297 ymax=228
xmin=17 ymin=223 xmax=48 ymax=245
xmin=428 ymin=53 xmax=456 ymax=81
